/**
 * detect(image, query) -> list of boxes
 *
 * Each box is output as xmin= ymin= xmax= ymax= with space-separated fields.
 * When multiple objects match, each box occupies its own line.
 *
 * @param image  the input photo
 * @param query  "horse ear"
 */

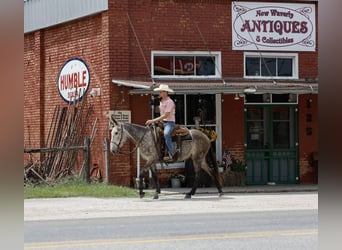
xmin=110 ymin=114 xmax=118 ymax=126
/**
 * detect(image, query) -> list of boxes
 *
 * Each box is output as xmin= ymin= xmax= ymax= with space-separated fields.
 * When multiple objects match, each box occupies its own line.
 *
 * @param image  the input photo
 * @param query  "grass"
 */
xmin=24 ymin=177 xmax=140 ymax=199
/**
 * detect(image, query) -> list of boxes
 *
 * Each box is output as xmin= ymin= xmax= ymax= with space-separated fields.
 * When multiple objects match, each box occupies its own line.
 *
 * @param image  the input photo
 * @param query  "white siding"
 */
xmin=24 ymin=0 xmax=108 ymax=33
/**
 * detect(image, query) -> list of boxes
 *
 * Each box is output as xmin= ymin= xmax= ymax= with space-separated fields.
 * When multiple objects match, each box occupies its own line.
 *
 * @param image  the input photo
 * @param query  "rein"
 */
xmin=115 ymin=124 xmax=150 ymax=155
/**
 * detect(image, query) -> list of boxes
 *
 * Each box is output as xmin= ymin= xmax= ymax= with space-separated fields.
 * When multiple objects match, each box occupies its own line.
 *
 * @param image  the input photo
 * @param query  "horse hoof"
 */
xmin=153 ymin=193 xmax=159 ymax=199
xmin=184 ymin=194 xmax=191 ymax=199
xmin=139 ymin=192 xmax=145 ymax=199
xmin=218 ymin=192 xmax=224 ymax=197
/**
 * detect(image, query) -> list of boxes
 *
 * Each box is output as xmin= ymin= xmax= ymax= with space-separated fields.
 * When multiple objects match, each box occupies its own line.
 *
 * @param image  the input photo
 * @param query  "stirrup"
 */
xmin=163 ymin=155 xmax=173 ymax=162
xmin=163 ymin=152 xmax=174 ymax=162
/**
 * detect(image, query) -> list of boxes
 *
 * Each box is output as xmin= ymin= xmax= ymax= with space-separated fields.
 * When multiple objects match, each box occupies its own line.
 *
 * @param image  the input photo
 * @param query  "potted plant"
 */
xmin=230 ymin=158 xmax=247 ymax=172
xmin=230 ymin=158 xmax=247 ymax=186
xmin=169 ymin=173 xmax=185 ymax=188
xmin=217 ymin=161 xmax=226 ymax=173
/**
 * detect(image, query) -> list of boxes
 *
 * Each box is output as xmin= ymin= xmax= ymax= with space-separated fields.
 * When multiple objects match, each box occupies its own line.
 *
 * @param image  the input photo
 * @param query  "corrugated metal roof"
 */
xmin=112 ymin=78 xmax=318 ymax=95
xmin=24 ymin=0 xmax=108 ymax=33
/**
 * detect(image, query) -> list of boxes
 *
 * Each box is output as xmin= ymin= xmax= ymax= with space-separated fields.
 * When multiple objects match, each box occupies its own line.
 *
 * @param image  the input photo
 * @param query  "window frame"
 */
xmin=151 ymin=51 xmax=222 ymax=79
xmin=244 ymin=52 xmax=298 ymax=79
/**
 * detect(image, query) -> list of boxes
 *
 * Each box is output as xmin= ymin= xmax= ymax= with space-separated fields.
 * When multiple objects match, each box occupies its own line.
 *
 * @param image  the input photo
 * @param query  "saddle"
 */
xmin=154 ymin=123 xmax=192 ymax=162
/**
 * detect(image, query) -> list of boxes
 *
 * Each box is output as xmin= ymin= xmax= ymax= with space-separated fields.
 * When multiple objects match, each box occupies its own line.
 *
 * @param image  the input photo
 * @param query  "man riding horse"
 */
xmin=145 ymin=84 xmax=176 ymax=162
xmin=110 ymin=84 xmax=223 ymax=199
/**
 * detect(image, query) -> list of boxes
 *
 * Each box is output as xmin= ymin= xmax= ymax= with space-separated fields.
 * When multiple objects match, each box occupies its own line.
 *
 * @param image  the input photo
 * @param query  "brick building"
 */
xmin=24 ymin=0 xmax=318 ymax=187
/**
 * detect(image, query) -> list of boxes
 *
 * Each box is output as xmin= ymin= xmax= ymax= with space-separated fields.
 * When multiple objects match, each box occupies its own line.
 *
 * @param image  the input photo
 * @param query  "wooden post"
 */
xmin=103 ymin=137 xmax=110 ymax=184
xmin=84 ymin=137 xmax=91 ymax=183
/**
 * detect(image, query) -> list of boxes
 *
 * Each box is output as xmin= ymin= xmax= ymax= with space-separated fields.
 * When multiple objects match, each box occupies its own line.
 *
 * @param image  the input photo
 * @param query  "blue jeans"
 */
xmin=163 ymin=121 xmax=175 ymax=155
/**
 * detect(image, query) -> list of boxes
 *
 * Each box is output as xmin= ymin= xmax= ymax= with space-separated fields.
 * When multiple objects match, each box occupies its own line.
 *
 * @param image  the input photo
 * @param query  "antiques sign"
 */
xmin=232 ymin=2 xmax=316 ymax=51
xmin=109 ymin=110 xmax=131 ymax=129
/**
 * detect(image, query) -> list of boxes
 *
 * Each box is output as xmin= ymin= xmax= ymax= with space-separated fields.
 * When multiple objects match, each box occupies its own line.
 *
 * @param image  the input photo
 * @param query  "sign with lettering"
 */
xmin=232 ymin=2 xmax=316 ymax=51
xmin=58 ymin=58 xmax=90 ymax=102
xmin=109 ymin=110 xmax=131 ymax=129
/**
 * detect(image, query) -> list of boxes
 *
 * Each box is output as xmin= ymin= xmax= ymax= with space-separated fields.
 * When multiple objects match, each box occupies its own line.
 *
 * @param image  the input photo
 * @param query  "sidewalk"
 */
xmin=24 ymin=184 xmax=318 ymax=221
xmin=150 ymin=184 xmax=318 ymax=195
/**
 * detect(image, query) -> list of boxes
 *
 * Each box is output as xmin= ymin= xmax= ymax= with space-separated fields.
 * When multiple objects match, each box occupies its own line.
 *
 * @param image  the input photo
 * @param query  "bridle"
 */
xmin=111 ymin=123 xmax=150 ymax=155
xmin=110 ymin=123 xmax=124 ymax=151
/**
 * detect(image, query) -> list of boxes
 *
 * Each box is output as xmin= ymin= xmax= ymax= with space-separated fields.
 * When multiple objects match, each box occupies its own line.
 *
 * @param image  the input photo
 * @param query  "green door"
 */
xmin=245 ymin=106 xmax=299 ymax=184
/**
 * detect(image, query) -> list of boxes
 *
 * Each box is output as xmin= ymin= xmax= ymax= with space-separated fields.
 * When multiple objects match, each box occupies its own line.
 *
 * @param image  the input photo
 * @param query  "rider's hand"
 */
xmin=145 ymin=120 xmax=153 ymax=125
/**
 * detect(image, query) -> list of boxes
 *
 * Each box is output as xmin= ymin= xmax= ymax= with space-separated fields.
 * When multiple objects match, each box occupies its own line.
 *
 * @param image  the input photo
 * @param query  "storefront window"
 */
xmin=175 ymin=56 xmax=195 ymax=75
xmin=245 ymin=107 xmax=295 ymax=149
xmin=154 ymin=56 xmax=173 ymax=75
xmin=244 ymin=52 xmax=298 ymax=78
xmin=153 ymin=94 xmax=216 ymax=127
xmin=196 ymin=56 xmax=215 ymax=76
xmin=186 ymin=95 xmax=216 ymax=126
xmin=152 ymin=51 xmax=221 ymax=78
xmin=246 ymin=108 xmax=265 ymax=149
xmin=261 ymin=58 xmax=276 ymax=77
xmin=278 ymin=58 xmax=293 ymax=76
xmin=273 ymin=107 xmax=293 ymax=149
xmin=245 ymin=57 xmax=260 ymax=76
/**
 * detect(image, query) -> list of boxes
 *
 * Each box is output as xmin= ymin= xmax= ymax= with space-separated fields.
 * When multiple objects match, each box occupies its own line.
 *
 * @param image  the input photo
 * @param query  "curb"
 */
xmin=148 ymin=185 xmax=318 ymax=195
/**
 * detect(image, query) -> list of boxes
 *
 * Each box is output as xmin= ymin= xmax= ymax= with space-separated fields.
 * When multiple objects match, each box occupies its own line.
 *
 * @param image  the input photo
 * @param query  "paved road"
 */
xmin=25 ymin=209 xmax=317 ymax=250
xmin=24 ymin=192 xmax=318 ymax=250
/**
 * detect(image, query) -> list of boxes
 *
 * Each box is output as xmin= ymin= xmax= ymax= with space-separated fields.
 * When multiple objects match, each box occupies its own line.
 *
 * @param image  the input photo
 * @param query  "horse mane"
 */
xmin=122 ymin=122 xmax=149 ymax=144
xmin=123 ymin=122 xmax=146 ymax=130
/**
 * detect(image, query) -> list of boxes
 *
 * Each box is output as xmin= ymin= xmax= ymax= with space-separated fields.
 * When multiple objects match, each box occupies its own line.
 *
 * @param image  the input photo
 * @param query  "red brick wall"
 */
xmin=221 ymin=94 xmax=245 ymax=161
xmin=298 ymin=94 xmax=318 ymax=183
xmin=24 ymin=13 xmax=116 ymax=183
xmin=24 ymin=32 xmax=42 ymax=150
xmin=122 ymin=0 xmax=318 ymax=79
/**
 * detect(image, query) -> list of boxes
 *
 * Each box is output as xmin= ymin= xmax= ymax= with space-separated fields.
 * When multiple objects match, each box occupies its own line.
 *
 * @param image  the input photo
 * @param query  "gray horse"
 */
xmin=109 ymin=117 xmax=223 ymax=199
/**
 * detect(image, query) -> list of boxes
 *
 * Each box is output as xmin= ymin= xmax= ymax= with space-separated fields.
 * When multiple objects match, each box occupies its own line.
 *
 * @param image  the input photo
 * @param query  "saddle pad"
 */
xmin=171 ymin=133 xmax=192 ymax=142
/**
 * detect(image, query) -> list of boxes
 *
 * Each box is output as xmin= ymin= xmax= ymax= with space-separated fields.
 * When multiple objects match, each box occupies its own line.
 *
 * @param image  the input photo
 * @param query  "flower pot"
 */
xmin=170 ymin=178 xmax=181 ymax=188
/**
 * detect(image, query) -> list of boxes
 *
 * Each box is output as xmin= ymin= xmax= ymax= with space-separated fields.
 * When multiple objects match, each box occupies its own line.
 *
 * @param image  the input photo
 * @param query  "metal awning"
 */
xmin=112 ymin=78 xmax=318 ymax=95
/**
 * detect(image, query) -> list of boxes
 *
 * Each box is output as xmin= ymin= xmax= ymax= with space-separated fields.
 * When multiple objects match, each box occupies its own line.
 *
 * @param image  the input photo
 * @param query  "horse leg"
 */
xmin=206 ymin=147 xmax=224 ymax=197
xmin=186 ymin=154 xmax=224 ymax=198
xmin=138 ymin=161 xmax=157 ymax=199
xmin=185 ymin=173 xmax=200 ymax=199
xmin=185 ymin=163 xmax=203 ymax=199
xmin=207 ymin=160 xmax=224 ymax=196
xmin=212 ymin=171 xmax=224 ymax=197
xmin=150 ymin=168 xmax=160 ymax=199
xmin=138 ymin=170 xmax=146 ymax=198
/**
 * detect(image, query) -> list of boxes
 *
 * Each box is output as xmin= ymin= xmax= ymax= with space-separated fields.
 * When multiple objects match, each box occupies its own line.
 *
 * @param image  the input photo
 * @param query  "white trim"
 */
xmin=151 ymin=51 xmax=222 ymax=79
xmin=243 ymin=52 xmax=298 ymax=79
xmin=112 ymin=80 xmax=151 ymax=89
xmin=215 ymin=94 xmax=222 ymax=162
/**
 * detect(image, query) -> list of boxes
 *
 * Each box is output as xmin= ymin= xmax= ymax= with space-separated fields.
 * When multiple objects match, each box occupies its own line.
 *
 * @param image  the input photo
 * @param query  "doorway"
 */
xmin=244 ymin=105 xmax=299 ymax=184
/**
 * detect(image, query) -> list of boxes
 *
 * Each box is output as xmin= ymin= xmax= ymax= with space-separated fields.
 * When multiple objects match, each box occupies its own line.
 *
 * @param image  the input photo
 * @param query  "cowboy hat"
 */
xmin=153 ymin=84 xmax=174 ymax=93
